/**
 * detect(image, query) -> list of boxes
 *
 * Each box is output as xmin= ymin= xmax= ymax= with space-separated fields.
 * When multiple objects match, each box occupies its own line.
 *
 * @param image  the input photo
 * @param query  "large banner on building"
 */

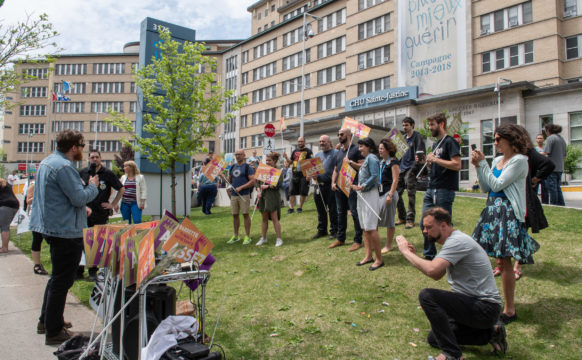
xmin=398 ymin=0 xmax=468 ymax=95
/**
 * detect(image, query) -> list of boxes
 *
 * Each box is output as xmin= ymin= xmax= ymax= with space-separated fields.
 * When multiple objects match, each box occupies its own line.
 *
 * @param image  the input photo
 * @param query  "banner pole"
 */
xmin=356 ymin=190 xmax=381 ymax=221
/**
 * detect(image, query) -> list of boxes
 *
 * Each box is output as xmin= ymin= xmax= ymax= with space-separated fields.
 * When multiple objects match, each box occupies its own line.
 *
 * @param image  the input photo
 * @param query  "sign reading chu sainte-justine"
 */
xmin=397 ymin=0 xmax=468 ymax=95
xmin=345 ymin=86 xmax=419 ymax=112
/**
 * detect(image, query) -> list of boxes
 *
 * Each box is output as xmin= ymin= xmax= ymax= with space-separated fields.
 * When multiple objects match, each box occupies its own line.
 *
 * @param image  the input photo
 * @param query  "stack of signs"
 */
xmin=341 ymin=117 xmax=371 ymax=138
xmin=201 ymin=155 xmax=227 ymax=181
xmin=254 ymin=163 xmax=282 ymax=186
xmin=337 ymin=159 xmax=356 ymax=197
xmin=299 ymin=157 xmax=324 ymax=179
xmin=386 ymin=128 xmax=410 ymax=159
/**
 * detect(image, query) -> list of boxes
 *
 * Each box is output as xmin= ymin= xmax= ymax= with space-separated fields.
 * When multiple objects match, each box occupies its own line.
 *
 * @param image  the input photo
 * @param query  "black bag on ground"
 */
xmin=54 ymin=335 xmax=100 ymax=360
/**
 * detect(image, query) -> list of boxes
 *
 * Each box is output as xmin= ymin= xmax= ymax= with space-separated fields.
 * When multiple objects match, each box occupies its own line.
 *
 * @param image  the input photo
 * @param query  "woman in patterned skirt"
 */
xmin=471 ymin=123 xmax=540 ymax=325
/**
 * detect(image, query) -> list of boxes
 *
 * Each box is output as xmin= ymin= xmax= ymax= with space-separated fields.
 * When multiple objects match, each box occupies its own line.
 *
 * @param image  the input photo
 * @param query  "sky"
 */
xmin=1 ymin=0 xmax=252 ymax=55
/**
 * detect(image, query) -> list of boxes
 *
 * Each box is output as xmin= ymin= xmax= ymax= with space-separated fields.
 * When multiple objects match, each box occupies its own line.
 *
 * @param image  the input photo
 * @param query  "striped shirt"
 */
xmin=122 ymin=178 xmax=137 ymax=203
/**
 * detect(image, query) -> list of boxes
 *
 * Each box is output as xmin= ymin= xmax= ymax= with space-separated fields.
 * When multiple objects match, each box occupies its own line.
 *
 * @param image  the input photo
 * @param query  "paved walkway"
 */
xmin=0 ymin=241 xmax=101 ymax=360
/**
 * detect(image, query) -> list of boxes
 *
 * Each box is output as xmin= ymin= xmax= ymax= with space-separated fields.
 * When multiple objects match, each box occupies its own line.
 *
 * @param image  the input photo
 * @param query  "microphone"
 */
xmin=89 ymin=162 xmax=97 ymax=176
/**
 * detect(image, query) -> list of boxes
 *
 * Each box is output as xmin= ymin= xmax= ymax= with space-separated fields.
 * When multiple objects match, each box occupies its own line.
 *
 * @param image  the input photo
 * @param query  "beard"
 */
xmin=73 ymin=150 xmax=83 ymax=161
xmin=339 ymin=136 xmax=348 ymax=145
xmin=431 ymin=128 xmax=440 ymax=138
xmin=427 ymin=233 xmax=441 ymax=243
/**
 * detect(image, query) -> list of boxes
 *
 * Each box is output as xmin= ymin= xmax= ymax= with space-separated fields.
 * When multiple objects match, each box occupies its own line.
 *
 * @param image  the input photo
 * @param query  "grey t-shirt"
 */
xmin=436 ymin=230 xmax=502 ymax=305
xmin=543 ymin=134 xmax=567 ymax=172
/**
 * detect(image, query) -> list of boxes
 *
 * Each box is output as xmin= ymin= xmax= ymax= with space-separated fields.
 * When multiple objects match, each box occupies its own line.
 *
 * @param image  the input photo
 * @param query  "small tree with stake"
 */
xmin=108 ymin=27 xmax=246 ymax=215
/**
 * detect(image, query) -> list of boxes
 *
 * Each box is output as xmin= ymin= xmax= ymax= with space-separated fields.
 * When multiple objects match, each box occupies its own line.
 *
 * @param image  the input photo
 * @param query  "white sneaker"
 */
xmin=256 ymin=237 xmax=267 ymax=246
xmin=275 ymin=238 xmax=283 ymax=247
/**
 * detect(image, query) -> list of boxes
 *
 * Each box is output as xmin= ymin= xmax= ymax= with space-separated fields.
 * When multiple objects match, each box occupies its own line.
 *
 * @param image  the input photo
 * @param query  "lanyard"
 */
xmin=379 ymin=157 xmax=390 ymax=184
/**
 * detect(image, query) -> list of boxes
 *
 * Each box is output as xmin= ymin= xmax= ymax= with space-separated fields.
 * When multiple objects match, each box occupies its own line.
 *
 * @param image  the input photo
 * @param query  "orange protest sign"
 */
xmin=200 ymin=155 xmax=227 ymax=182
xmin=162 ymin=218 xmax=214 ymax=264
xmin=337 ymin=159 xmax=356 ymax=197
xmin=299 ymin=157 xmax=324 ymax=178
xmin=254 ymin=163 xmax=282 ymax=186
xmin=342 ymin=117 xmax=370 ymax=138
xmin=137 ymin=229 xmax=156 ymax=287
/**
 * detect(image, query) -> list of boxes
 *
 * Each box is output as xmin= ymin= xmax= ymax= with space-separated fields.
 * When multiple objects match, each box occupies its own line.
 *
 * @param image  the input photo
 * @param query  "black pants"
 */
xmin=39 ymin=236 xmax=83 ymax=337
xmin=334 ymin=189 xmax=362 ymax=244
xmin=396 ymin=166 xmax=418 ymax=222
xmin=314 ymin=183 xmax=337 ymax=235
xmin=419 ymin=288 xmax=501 ymax=358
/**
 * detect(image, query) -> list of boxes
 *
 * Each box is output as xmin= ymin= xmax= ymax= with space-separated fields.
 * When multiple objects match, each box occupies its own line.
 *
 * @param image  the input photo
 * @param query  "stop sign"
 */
xmin=264 ymin=123 xmax=276 ymax=137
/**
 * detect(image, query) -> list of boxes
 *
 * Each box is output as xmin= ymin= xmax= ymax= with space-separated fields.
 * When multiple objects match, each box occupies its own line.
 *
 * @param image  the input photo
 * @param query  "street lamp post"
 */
xmin=300 ymin=11 xmax=321 ymax=138
xmin=494 ymin=77 xmax=512 ymax=132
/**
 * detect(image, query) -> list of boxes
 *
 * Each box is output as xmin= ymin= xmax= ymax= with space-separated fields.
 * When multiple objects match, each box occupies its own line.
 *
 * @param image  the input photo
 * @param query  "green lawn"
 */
xmin=13 ymin=195 xmax=582 ymax=359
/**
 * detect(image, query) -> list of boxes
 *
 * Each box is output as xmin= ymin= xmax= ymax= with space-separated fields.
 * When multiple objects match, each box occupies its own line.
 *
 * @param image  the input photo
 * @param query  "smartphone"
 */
xmin=471 ymin=144 xmax=477 ymax=151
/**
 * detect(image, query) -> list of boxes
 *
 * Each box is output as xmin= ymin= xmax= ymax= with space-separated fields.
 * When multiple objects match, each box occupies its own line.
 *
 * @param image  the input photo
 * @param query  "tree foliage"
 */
xmin=108 ymin=27 xmax=246 ymax=214
xmin=0 ymin=13 xmax=60 ymax=107
xmin=565 ymin=144 xmax=582 ymax=176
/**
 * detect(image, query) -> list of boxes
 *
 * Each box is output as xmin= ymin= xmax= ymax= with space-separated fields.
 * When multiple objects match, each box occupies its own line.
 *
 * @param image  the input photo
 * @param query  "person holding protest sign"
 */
xmin=351 ymin=138 xmax=383 ymax=270
xmin=378 ymin=139 xmax=400 ymax=254
xmin=226 ymin=150 xmax=256 ymax=245
xmin=310 ymin=135 xmax=338 ymax=240
xmin=331 ymin=128 xmax=364 ymax=250
xmin=256 ymin=152 xmax=284 ymax=247
xmin=283 ymin=137 xmax=313 ymax=214
xmin=421 ymin=113 xmax=461 ymax=260
xmin=396 ymin=117 xmax=425 ymax=228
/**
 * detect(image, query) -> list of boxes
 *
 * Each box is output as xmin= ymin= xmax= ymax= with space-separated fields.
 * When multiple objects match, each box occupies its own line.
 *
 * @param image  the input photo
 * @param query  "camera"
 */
xmin=415 ymin=150 xmax=425 ymax=161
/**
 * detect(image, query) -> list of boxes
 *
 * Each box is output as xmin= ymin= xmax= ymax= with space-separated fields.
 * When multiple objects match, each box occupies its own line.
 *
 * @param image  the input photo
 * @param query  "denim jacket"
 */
xmin=358 ymin=154 xmax=380 ymax=192
xmin=30 ymin=151 xmax=98 ymax=238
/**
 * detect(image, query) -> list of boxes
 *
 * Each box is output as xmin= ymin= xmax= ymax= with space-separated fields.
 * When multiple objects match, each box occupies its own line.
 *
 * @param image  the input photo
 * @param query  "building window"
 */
xmin=317 ymin=36 xmax=345 ymax=59
xmin=564 ymin=0 xmax=578 ymax=17
xmin=460 ymin=124 xmax=470 ymax=181
xmin=53 ymin=102 xmax=84 ymax=113
xmin=242 ymin=72 xmax=249 ymax=85
xmin=54 ymin=82 xmax=86 ymax=94
xmin=17 ymin=142 xmax=45 ymax=153
xmin=240 ymin=115 xmax=247 ymax=129
xmin=570 ymin=112 xmax=582 ymax=179
xmin=253 ymin=61 xmax=277 ymax=81
xmin=242 ymin=51 xmax=249 ymax=64
xmin=316 ymin=91 xmax=345 ymax=112
xmin=240 ymin=136 xmax=247 ymax=149
xmin=252 ymin=85 xmax=276 ymax=103
xmin=317 ymin=63 xmax=345 ymax=86
xmin=93 ymin=63 xmax=125 ymax=75
xmin=52 ymin=121 xmax=84 ymax=132
xmin=252 ymin=134 xmax=264 ymax=147
xmin=481 ymin=1 xmax=532 ymax=35
xmin=283 ymin=4 xmax=309 ymax=21
xmin=282 ymin=50 xmax=311 ymax=71
xmin=282 ymin=100 xmax=310 ymax=118
xmin=566 ymin=35 xmax=581 ymax=60
xmin=251 ymin=108 xmax=276 ymax=126
xmin=282 ymin=75 xmax=311 ymax=95
xmin=20 ymin=105 xmax=46 ymax=116
xmin=226 ymin=55 xmax=238 ymax=72
xmin=23 ymin=68 xmax=49 ymax=79
xmin=21 ymin=87 xmax=47 ymax=98
xmin=482 ymin=41 xmax=534 ymax=73
xmin=318 ymin=8 xmax=346 ymax=33
xmin=89 ymin=140 xmax=122 ymax=153
xmin=358 ymin=13 xmax=390 ymax=40
xmin=92 ymin=82 xmax=125 ymax=94
xmin=481 ymin=119 xmax=495 ymax=166
xmin=55 ymin=64 xmax=87 ymax=75
xmin=357 ymin=45 xmax=390 ymax=70
xmin=358 ymin=0 xmax=385 ymax=11
xmin=283 ymin=27 xmax=303 ymax=47
xmin=90 ymin=121 xmax=125 ymax=133
xmin=18 ymin=123 xmax=45 ymax=135
xmin=91 ymin=101 xmax=123 ymax=113
xmin=253 ymin=38 xmax=277 ymax=59
xmin=357 ymin=76 xmax=390 ymax=96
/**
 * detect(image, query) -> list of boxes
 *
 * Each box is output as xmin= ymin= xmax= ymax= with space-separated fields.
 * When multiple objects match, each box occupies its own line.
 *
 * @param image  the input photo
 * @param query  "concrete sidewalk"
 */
xmin=0 ymin=241 xmax=102 ymax=360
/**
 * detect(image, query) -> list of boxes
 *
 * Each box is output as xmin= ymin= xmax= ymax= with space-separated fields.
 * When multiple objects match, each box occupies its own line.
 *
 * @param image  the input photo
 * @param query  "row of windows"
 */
xmin=254 ymin=38 xmax=277 ymax=59
xmin=55 ymin=64 xmax=87 ymax=76
xmin=93 ymin=82 xmax=125 ymax=94
xmin=224 ymin=117 xmax=237 ymax=134
xmin=251 ymin=108 xmax=277 ymax=126
xmin=23 ymin=68 xmax=49 ymax=79
xmin=88 ymin=140 xmax=123 ymax=153
xmin=253 ymin=61 xmax=277 ymax=81
xmin=317 ymin=63 xmax=345 ymax=86
xmin=358 ymin=45 xmax=391 ymax=70
xmin=225 ymin=76 xmax=237 ymax=91
xmin=53 ymin=121 xmax=84 ymax=132
xmin=252 ymin=134 xmax=264 ymax=147
xmin=17 ymin=142 xmax=45 ymax=153
xmin=480 ymin=1 xmax=532 ymax=35
xmin=225 ymin=55 xmax=238 ymax=73
xmin=282 ymin=75 xmax=311 ymax=95
xmin=54 ymin=82 xmax=86 ymax=94
xmin=282 ymin=100 xmax=310 ymax=118
xmin=283 ymin=26 xmax=304 ymax=48
xmin=90 ymin=121 xmax=123 ymax=133
xmin=482 ymin=41 xmax=533 ymax=73
xmin=358 ymin=14 xmax=390 ymax=41
xmin=91 ymin=101 xmax=124 ymax=113
xmin=318 ymin=8 xmax=346 ymax=33
xmin=93 ymin=63 xmax=125 ymax=75
xmin=21 ymin=87 xmax=47 ymax=98
xmin=20 ymin=105 xmax=46 ymax=116
xmin=18 ymin=123 xmax=45 ymax=135
xmin=282 ymin=50 xmax=311 ymax=71
xmin=358 ymin=0 xmax=385 ymax=11
xmin=357 ymin=76 xmax=390 ymax=96
xmin=252 ymin=85 xmax=277 ymax=103
xmin=317 ymin=91 xmax=345 ymax=112
xmin=53 ymin=102 xmax=84 ymax=113
xmin=318 ymin=36 xmax=346 ymax=59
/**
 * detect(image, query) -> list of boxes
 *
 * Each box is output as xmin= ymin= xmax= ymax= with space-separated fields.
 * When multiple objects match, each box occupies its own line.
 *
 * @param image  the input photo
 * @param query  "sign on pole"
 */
xmin=264 ymin=123 xmax=276 ymax=137
xmin=263 ymin=137 xmax=275 ymax=155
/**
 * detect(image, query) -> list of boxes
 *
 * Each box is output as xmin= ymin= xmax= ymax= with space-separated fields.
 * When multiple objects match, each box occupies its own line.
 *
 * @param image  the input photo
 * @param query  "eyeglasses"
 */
xmin=337 ymin=133 xmax=345 ymax=137
xmin=493 ymin=137 xmax=501 ymax=143
xmin=77 ymin=143 xmax=85 ymax=148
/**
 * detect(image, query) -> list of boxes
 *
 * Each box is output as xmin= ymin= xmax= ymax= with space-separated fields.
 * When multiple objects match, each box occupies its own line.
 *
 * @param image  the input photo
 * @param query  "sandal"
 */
xmin=34 ymin=264 xmax=49 ymax=275
xmin=490 ymin=324 xmax=508 ymax=355
xmin=492 ymin=266 xmax=501 ymax=277
xmin=514 ymin=269 xmax=522 ymax=281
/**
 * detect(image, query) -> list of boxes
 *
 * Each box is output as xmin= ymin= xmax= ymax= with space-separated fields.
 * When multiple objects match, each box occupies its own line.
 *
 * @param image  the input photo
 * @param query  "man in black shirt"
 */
xmin=78 ymin=150 xmax=124 ymax=280
xmin=421 ymin=113 xmax=461 ymax=260
xmin=330 ymin=128 xmax=365 ymax=251
xmin=283 ymin=137 xmax=313 ymax=214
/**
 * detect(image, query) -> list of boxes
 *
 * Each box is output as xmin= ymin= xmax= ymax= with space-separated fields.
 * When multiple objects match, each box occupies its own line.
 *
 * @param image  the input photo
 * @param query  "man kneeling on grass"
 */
xmin=396 ymin=207 xmax=507 ymax=360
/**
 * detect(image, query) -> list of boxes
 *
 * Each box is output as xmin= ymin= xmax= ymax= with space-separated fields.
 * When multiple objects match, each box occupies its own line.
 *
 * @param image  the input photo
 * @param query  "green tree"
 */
xmin=108 ymin=28 xmax=246 ymax=215
xmin=564 ymin=144 xmax=582 ymax=179
xmin=0 ymin=13 xmax=59 ymax=107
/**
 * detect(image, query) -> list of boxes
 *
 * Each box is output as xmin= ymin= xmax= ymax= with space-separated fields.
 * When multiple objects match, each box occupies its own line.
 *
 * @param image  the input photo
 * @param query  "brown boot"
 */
xmin=348 ymin=243 xmax=362 ymax=252
xmin=37 ymin=320 xmax=72 ymax=334
xmin=328 ymin=240 xmax=345 ymax=249
xmin=45 ymin=327 xmax=75 ymax=345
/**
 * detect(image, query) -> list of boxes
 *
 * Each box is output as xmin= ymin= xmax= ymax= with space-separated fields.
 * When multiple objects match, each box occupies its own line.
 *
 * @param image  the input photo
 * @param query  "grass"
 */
xmin=11 ymin=194 xmax=582 ymax=359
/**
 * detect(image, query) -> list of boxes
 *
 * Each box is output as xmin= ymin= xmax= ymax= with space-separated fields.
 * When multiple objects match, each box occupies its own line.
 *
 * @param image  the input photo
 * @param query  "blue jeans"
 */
xmin=421 ymin=188 xmax=456 ymax=259
xmin=197 ymin=184 xmax=218 ymax=214
xmin=335 ymin=189 xmax=363 ymax=244
xmin=545 ymin=172 xmax=565 ymax=206
xmin=282 ymin=182 xmax=290 ymax=201
xmin=121 ymin=201 xmax=142 ymax=224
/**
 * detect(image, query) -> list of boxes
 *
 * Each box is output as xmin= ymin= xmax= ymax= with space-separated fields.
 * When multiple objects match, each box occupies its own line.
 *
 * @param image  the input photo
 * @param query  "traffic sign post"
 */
xmin=263 ymin=137 xmax=275 ymax=155
xmin=264 ymin=123 xmax=275 ymax=138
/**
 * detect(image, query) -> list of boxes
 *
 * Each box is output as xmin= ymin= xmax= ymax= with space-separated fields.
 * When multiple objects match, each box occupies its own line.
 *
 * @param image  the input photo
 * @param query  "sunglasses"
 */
xmin=337 ymin=133 xmax=345 ymax=137
xmin=493 ymin=137 xmax=502 ymax=143
xmin=77 ymin=143 xmax=85 ymax=148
